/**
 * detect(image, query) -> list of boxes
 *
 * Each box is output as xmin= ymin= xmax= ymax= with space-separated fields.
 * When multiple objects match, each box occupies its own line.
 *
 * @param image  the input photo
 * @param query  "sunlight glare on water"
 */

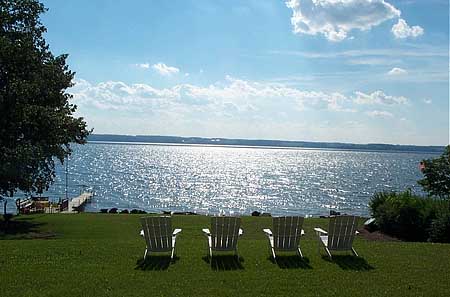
xmin=40 ymin=143 xmax=435 ymax=216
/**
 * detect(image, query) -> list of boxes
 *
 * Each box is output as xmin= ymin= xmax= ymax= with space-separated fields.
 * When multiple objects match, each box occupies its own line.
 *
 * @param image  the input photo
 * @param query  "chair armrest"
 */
xmin=263 ymin=228 xmax=272 ymax=236
xmin=202 ymin=228 xmax=211 ymax=236
xmin=173 ymin=228 xmax=182 ymax=236
xmin=139 ymin=230 xmax=144 ymax=237
xmin=239 ymin=228 xmax=244 ymax=236
xmin=314 ymin=227 xmax=327 ymax=235
xmin=301 ymin=229 xmax=305 ymax=236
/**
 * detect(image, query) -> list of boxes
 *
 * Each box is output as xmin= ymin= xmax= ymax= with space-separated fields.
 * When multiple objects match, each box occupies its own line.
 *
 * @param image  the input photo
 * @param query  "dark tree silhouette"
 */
xmin=0 ymin=0 xmax=90 ymax=199
xmin=418 ymin=145 xmax=450 ymax=199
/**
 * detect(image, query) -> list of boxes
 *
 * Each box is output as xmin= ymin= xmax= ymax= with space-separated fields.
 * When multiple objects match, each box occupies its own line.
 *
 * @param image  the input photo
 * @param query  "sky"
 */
xmin=41 ymin=0 xmax=449 ymax=145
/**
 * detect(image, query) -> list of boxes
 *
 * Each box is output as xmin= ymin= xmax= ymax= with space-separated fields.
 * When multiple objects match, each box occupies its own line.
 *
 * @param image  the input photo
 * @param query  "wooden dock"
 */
xmin=66 ymin=192 xmax=93 ymax=213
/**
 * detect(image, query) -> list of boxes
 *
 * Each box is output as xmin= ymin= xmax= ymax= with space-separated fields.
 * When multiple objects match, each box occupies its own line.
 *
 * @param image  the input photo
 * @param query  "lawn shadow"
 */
xmin=322 ymin=255 xmax=375 ymax=271
xmin=135 ymin=255 xmax=179 ymax=271
xmin=202 ymin=255 xmax=245 ymax=271
xmin=270 ymin=255 xmax=312 ymax=269
xmin=0 ymin=216 xmax=53 ymax=239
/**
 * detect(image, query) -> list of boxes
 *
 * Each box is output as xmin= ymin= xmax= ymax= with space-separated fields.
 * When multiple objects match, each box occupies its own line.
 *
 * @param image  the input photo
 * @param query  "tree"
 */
xmin=0 ymin=0 xmax=90 ymax=199
xmin=418 ymin=145 xmax=450 ymax=199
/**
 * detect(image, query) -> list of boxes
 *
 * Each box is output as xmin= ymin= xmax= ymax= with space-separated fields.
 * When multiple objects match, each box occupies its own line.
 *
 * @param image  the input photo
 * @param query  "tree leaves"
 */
xmin=418 ymin=146 xmax=450 ymax=199
xmin=0 ymin=0 xmax=90 ymax=197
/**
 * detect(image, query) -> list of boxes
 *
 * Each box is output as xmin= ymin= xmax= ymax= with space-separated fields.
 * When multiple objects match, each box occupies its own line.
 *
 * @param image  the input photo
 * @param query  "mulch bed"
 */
xmin=357 ymin=227 xmax=401 ymax=242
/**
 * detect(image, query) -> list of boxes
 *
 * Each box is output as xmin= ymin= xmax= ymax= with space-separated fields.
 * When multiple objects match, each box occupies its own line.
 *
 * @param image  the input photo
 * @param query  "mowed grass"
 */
xmin=1 ymin=214 xmax=449 ymax=297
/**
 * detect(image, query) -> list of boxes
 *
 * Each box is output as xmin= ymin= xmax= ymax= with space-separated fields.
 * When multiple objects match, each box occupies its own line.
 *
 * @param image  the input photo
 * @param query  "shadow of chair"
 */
xmin=322 ymin=255 xmax=375 ymax=271
xmin=202 ymin=255 xmax=245 ymax=271
xmin=135 ymin=255 xmax=179 ymax=271
xmin=270 ymin=255 xmax=312 ymax=269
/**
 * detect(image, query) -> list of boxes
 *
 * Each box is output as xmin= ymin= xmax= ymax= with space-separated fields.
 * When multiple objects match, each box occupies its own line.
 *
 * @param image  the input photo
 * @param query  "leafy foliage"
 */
xmin=369 ymin=191 xmax=450 ymax=242
xmin=0 ymin=0 xmax=90 ymax=197
xmin=418 ymin=146 xmax=450 ymax=198
xmin=428 ymin=208 xmax=450 ymax=243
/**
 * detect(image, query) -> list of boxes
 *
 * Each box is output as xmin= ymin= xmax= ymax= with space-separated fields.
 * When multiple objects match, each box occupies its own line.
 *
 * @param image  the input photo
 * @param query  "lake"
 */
xmin=5 ymin=143 xmax=438 ymax=216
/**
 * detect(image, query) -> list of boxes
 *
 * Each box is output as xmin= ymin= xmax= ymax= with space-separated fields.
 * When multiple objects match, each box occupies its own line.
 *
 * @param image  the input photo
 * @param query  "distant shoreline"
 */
xmin=87 ymin=134 xmax=445 ymax=154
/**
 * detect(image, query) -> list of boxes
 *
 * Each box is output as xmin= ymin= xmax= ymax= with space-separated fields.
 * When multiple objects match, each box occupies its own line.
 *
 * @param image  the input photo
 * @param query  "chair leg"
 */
xmin=171 ymin=247 xmax=175 ymax=260
xmin=271 ymin=248 xmax=276 ymax=260
xmin=297 ymin=247 xmax=303 ymax=258
xmin=143 ymin=249 xmax=148 ymax=260
xmin=351 ymin=247 xmax=359 ymax=257
xmin=325 ymin=247 xmax=332 ymax=259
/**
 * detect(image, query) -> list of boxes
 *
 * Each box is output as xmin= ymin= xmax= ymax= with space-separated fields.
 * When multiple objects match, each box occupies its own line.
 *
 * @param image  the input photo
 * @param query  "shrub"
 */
xmin=120 ymin=209 xmax=129 ymax=214
xmin=108 ymin=208 xmax=118 ymax=214
xmin=369 ymin=190 xmax=440 ymax=241
xmin=429 ymin=204 xmax=450 ymax=243
xmin=100 ymin=209 xmax=108 ymax=214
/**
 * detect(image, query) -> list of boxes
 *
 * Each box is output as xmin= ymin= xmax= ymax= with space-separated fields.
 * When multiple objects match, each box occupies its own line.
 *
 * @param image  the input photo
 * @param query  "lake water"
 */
xmin=5 ymin=143 xmax=438 ymax=216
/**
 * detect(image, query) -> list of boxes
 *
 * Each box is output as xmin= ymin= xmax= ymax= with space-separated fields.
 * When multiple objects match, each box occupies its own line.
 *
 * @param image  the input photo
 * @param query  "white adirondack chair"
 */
xmin=314 ymin=215 xmax=359 ymax=259
xmin=140 ymin=216 xmax=182 ymax=260
xmin=263 ymin=216 xmax=305 ymax=259
xmin=202 ymin=216 xmax=243 ymax=258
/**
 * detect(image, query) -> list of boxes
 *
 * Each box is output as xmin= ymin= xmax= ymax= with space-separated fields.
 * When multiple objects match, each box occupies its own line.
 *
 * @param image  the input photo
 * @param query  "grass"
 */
xmin=1 ymin=214 xmax=449 ymax=297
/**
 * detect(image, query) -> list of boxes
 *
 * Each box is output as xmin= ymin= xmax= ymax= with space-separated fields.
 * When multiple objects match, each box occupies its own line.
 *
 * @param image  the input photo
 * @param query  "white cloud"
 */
xmin=366 ymin=110 xmax=394 ymax=118
xmin=391 ymin=19 xmax=424 ymax=39
xmin=70 ymin=76 xmax=363 ymax=114
xmin=423 ymin=98 xmax=432 ymax=104
xmin=353 ymin=90 xmax=407 ymax=105
xmin=136 ymin=63 xmax=150 ymax=69
xmin=285 ymin=0 xmax=400 ymax=42
xmin=71 ymin=77 xmax=412 ymax=124
xmin=152 ymin=63 xmax=180 ymax=76
xmin=387 ymin=67 xmax=408 ymax=76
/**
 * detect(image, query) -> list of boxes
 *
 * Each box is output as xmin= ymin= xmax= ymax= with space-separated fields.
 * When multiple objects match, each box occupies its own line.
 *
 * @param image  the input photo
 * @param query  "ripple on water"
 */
xmin=10 ymin=143 xmax=434 ymax=216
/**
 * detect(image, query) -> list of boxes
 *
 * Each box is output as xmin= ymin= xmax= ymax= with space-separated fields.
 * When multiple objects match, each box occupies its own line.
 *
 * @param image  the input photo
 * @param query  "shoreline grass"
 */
xmin=1 ymin=214 xmax=449 ymax=296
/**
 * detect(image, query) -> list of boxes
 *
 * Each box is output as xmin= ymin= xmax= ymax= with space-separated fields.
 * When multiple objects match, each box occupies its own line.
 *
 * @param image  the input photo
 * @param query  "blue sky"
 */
xmin=42 ymin=0 xmax=449 ymax=145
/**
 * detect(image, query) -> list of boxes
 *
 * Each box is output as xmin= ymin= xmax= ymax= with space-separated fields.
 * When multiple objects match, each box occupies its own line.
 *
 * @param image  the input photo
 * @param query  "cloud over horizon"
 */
xmin=353 ymin=90 xmax=408 ymax=105
xmin=70 ymin=77 xmax=412 ymax=120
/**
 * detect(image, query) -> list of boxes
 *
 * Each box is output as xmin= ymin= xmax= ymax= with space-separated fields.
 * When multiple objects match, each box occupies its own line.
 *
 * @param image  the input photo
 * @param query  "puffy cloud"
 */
xmin=152 ymin=63 xmax=180 ymax=76
xmin=387 ymin=67 xmax=408 ymax=76
xmin=353 ymin=90 xmax=407 ymax=105
xmin=391 ymin=19 xmax=424 ymax=39
xmin=366 ymin=110 xmax=394 ymax=118
xmin=70 ymin=77 xmax=409 ymax=121
xmin=285 ymin=0 xmax=400 ymax=42
xmin=423 ymin=98 xmax=432 ymax=104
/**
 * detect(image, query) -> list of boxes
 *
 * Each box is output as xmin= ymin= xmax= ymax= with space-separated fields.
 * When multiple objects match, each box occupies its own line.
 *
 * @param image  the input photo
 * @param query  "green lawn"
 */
xmin=1 ymin=214 xmax=449 ymax=297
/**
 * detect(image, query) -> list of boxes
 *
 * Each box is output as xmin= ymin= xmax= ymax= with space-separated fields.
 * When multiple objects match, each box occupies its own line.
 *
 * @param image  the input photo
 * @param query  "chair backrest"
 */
xmin=272 ymin=216 xmax=304 ymax=251
xmin=327 ymin=215 xmax=358 ymax=251
xmin=210 ymin=216 xmax=241 ymax=250
xmin=141 ymin=216 xmax=173 ymax=252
